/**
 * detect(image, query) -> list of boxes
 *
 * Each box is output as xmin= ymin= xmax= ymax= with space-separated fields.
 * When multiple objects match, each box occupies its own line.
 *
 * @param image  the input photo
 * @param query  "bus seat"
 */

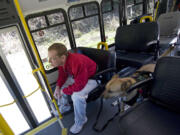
xmin=115 ymin=22 xmax=159 ymax=68
xmin=158 ymin=11 xmax=180 ymax=54
xmin=118 ymin=57 xmax=180 ymax=135
xmin=70 ymin=47 xmax=116 ymax=102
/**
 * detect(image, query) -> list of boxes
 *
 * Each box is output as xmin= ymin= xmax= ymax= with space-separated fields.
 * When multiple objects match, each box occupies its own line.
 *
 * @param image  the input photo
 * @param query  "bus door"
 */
xmin=0 ymin=26 xmax=51 ymax=134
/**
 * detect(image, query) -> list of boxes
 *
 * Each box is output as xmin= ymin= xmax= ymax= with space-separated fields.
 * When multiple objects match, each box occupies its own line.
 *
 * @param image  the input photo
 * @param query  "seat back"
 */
xmin=158 ymin=11 xmax=180 ymax=37
xmin=115 ymin=22 xmax=159 ymax=52
xmin=150 ymin=56 xmax=180 ymax=112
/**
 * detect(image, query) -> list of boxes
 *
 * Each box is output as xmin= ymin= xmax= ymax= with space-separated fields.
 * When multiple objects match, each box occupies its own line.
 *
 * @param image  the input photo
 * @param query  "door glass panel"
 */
xmin=0 ymin=26 xmax=51 ymax=123
xmin=0 ymin=74 xmax=30 ymax=134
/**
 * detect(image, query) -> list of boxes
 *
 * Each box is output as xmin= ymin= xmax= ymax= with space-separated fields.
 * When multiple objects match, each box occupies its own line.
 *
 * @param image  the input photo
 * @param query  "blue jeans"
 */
xmin=58 ymin=76 xmax=98 ymax=125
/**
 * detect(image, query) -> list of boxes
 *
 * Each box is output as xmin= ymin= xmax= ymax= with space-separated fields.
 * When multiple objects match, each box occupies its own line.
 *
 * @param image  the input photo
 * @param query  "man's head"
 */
xmin=48 ymin=43 xmax=68 ymax=67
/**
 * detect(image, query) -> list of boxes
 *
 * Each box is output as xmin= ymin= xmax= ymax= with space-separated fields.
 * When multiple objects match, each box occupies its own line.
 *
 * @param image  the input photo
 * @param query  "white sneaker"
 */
xmin=70 ymin=117 xmax=88 ymax=134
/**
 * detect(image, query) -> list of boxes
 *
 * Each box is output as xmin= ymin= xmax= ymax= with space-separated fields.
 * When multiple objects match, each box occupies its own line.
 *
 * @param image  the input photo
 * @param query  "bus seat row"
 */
xmin=114 ymin=11 xmax=180 ymax=70
xmin=115 ymin=22 xmax=159 ymax=68
xmin=68 ymin=11 xmax=180 ymax=102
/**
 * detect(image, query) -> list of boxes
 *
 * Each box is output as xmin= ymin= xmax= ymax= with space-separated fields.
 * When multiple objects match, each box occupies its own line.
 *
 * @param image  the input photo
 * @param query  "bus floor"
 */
xmin=34 ymin=97 xmax=121 ymax=135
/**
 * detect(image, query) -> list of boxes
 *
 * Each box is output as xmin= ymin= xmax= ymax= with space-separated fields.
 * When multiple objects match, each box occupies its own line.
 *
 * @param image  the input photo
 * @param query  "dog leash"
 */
xmin=93 ymin=97 xmax=121 ymax=132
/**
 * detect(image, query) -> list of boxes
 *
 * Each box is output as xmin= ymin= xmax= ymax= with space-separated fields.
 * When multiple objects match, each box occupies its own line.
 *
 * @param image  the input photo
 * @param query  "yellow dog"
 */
xmin=102 ymin=64 xmax=155 ymax=99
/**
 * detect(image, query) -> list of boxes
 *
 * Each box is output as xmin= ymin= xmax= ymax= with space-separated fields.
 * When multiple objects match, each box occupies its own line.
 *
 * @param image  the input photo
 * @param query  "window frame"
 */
xmin=68 ymin=1 xmax=104 ymax=47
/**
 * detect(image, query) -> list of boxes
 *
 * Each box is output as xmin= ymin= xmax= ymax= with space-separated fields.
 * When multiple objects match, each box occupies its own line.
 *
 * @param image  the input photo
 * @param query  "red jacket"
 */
xmin=57 ymin=52 xmax=97 ymax=95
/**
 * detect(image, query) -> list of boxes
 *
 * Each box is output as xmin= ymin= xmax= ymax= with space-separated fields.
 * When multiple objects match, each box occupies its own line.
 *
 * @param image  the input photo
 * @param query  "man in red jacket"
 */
xmin=48 ymin=43 xmax=97 ymax=134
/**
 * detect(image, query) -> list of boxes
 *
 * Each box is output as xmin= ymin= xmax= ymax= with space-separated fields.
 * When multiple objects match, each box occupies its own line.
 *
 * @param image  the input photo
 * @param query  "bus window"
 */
xmin=69 ymin=6 xmax=84 ymax=20
xmin=28 ymin=16 xmax=47 ymax=31
xmin=47 ymin=12 xmax=64 ymax=25
xmin=69 ymin=2 xmax=101 ymax=48
xmin=136 ymin=0 xmax=143 ymax=3
xmin=84 ymin=3 xmax=98 ymax=16
xmin=26 ymin=9 xmax=71 ymax=70
xmin=0 ymin=26 xmax=51 ymax=123
xmin=101 ymin=0 xmax=120 ymax=45
xmin=132 ymin=4 xmax=143 ymax=17
xmin=147 ymin=0 xmax=154 ymax=15
xmin=127 ymin=1 xmax=143 ymax=24
xmin=127 ymin=0 xmax=134 ymax=5
xmin=0 ymin=75 xmax=30 ymax=134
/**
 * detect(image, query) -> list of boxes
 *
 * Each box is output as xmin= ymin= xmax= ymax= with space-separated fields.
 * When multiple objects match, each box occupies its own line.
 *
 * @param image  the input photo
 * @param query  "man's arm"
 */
xmin=54 ymin=67 xmax=68 ymax=99
xmin=62 ymin=62 xmax=88 ymax=95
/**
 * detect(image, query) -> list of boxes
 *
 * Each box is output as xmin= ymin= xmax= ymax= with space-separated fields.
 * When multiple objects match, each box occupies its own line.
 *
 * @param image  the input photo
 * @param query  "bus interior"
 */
xmin=0 ymin=0 xmax=180 ymax=135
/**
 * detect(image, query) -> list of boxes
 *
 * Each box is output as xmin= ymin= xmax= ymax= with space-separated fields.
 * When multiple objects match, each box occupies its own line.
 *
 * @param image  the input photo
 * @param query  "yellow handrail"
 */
xmin=97 ymin=42 xmax=109 ymax=50
xmin=0 ymin=114 xmax=14 ymax=135
xmin=140 ymin=16 xmax=153 ymax=23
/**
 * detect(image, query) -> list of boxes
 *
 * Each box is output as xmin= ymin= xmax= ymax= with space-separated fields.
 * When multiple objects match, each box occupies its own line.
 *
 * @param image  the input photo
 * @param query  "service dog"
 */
xmin=102 ymin=63 xmax=155 ymax=100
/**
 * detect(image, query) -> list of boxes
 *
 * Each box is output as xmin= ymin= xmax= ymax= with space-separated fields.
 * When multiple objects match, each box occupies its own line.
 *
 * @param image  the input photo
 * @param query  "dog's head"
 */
xmin=102 ymin=74 xmax=136 ymax=99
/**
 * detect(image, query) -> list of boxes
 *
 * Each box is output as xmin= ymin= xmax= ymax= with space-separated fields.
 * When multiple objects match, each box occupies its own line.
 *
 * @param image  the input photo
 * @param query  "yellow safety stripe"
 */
xmin=25 ymin=117 xmax=57 ymax=135
xmin=97 ymin=42 xmax=108 ymax=50
xmin=0 ymin=114 xmax=14 ymax=135
xmin=62 ymin=128 xmax=68 ymax=135
xmin=140 ymin=16 xmax=153 ymax=23
xmin=14 ymin=0 xmax=63 ymax=120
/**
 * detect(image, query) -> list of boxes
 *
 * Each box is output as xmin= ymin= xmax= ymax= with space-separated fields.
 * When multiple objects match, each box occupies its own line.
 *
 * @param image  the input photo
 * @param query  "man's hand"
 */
xmin=54 ymin=86 xmax=62 ymax=99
